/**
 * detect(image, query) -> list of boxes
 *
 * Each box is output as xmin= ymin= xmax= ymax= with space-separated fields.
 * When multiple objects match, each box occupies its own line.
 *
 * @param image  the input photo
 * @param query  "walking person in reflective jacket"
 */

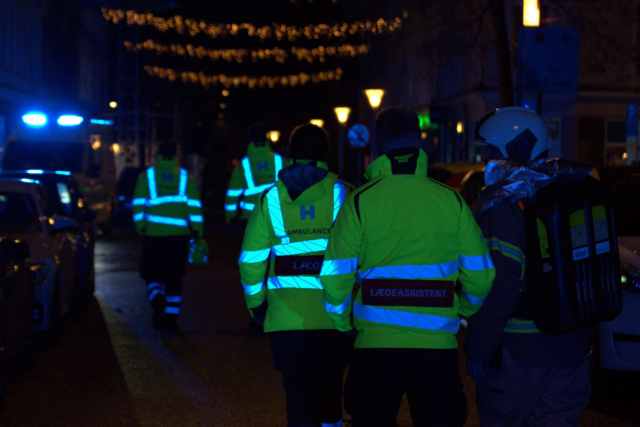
xmin=464 ymin=107 xmax=592 ymax=426
xmin=320 ymin=108 xmax=495 ymax=427
xmin=225 ymin=122 xmax=284 ymax=226
xmin=238 ymin=124 xmax=353 ymax=427
xmin=132 ymin=143 xmax=204 ymax=332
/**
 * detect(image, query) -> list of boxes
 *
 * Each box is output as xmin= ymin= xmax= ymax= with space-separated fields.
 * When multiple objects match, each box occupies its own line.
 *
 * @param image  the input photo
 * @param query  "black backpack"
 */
xmin=524 ymin=176 xmax=623 ymax=334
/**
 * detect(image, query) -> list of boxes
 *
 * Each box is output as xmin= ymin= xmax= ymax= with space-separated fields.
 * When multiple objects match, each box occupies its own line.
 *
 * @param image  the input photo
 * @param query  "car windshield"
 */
xmin=0 ymin=192 xmax=40 ymax=234
xmin=3 ymin=141 xmax=85 ymax=173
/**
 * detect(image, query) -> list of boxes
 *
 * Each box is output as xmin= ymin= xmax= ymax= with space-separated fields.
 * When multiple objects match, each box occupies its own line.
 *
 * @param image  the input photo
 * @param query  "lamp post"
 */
xmin=334 ymin=107 xmax=351 ymax=179
xmin=268 ymin=130 xmax=281 ymax=143
xmin=365 ymin=89 xmax=385 ymax=160
xmin=310 ymin=119 xmax=324 ymax=128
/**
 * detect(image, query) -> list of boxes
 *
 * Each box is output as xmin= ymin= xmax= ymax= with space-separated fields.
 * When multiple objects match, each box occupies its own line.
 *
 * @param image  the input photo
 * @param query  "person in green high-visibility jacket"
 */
xmin=133 ymin=143 xmax=203 ymax=332
xmin=238 ymin=124 xmax=353 ymax=427
xmin=319 ymin=109 xmax=495 ymax=427
xmin=225 ymin=123 xmax=284 ymax=225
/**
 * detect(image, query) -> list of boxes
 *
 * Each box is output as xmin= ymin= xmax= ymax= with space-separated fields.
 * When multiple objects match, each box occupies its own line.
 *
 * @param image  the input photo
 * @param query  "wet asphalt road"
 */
xmin=0 ymin=218 xmax=638 ymax=427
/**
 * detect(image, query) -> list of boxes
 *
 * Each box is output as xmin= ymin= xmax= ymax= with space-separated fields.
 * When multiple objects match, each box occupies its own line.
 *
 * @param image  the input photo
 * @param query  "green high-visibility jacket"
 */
xmin=238 ymin=162 xmax=352 ymax=332
xmin=320 ymin=148 xmax=495 ymax=349
xmin=132 ymin=157 xmax=204 ymax=237
xmin=225 ymin=142 xmax=284 ymax=223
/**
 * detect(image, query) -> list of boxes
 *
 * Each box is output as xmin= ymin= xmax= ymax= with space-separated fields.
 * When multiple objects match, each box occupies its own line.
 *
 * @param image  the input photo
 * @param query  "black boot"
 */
xmin=165 ymin=314 xmax=179 ymax=334
xmin=151 ymin=295 xmax=166 ymax=330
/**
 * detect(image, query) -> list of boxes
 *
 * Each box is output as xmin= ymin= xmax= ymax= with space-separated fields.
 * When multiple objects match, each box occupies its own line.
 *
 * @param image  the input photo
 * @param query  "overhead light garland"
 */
xmin=102 ymin=8 xmax=402 ymax=41
xmin=144 ymin=65 xmax=343 ymax=89
xmin=124 ymin=39 xmax=370 ymax=64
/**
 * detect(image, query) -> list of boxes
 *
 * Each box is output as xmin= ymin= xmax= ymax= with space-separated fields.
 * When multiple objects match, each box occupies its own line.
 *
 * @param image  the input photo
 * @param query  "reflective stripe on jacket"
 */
xmin=320 ymin=148 xmax=495 ymax=349
xmin=225 ymin=142 xmax=284 ymax=223
xmin=132 ymin=157 xmax=204 ymax=237
xmin=238 ymin=164 xmax=352 ymax=332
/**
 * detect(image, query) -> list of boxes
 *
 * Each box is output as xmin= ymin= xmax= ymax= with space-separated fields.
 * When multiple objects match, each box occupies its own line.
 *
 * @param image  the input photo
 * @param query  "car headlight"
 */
xmin=29 ymin=263 xmax=51 ymax=286
xmin=621 ymin=264 xmax=640 ymax=293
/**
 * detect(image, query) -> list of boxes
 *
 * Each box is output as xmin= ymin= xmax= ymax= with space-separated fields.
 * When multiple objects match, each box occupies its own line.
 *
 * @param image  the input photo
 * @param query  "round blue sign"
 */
xmin=348 ymin=123 xmax=370 ymax=149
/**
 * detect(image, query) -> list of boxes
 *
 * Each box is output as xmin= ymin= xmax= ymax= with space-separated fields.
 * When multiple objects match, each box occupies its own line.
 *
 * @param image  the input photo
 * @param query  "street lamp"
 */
xmin=365 ymin=89 xmax=385 ymax=160
xmin=523 ymin=0 xmax=540 ymax=27
xmin=334 ymin=107 xmax=351 ymax=179
xmin=109 ymin=101 xmax=117 ymax=109
xmin=268 ymin=130 xmax=281 ymax=143
xmin=310 ymin=119 xmax=324 ymax=128
xmin=456 ymin=122 xmax=464 ymax=134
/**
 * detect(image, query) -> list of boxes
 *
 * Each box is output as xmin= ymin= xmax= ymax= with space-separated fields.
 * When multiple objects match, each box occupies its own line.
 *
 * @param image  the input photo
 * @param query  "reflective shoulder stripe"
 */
xmin=333 ymin=181 xmax=347 ymax=223
xmin=226 ymin=188 xmax=244 ymax=197
xmin=353 ymin=302 xmax=460 ymax=333
xmin=243 ymin=281 xmax=264 ymax=296
xmin=461 ymin=289 xmax=486 ymax=306
xmin=147 ymin=167 xmax=157 ymax=199
xmin=358 ymin=261 xmax=459 ymax=281
xmin=133 ymin=212 xmax=145 ymax=222
xmin=274 ymin=154 xmax=283 ymax=180
xmin=459 ymin=254 xmax=495 ymax=271
xmin=179 ymin=168 xmax=188 ymax=196
xmin=266 ymin=186 xmax=290 ymax=245
xmin=267 ymin=276 xmax=323 ymax=290
xmin=239 ymin=249 xmax=271 ymax=263
xmin=133 ymin=198 xmax=147 ymax=206
xmin=244 ymin=183 xmax=275 ymax=196
xmin=271 ymin=239 xmax=328 ymax=256
xmin=320 ymin=257 xmax=358 ymax=276
xmin=242 ymin=156 xmax=255 ymax=189
xmin=324 ymin=294 xmax=352 ymax=315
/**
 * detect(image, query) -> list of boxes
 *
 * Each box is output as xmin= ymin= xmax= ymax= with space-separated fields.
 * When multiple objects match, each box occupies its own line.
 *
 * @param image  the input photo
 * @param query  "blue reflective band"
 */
xmin=239 ymin=249 xmax=271 ymax=263
xmin=147 ymin=282 xmax=164 ymax=291
xmin=133 ymin=198 xmax=147 ymax=206
xmin=242 ymin=156 xmax=256 ymax=188
xmin=266 ymin=186 xmax=290 ymax=245
xmin=226 ymin=188 xmax=244 ymax=197
xmin=166 ymin=296 xmax=182 ymax=303
xmin=189 ymin=215 xmax=203 ymax=223
xmin=165 ymin=306 xmax=180 ymax=314
xmin=461 ymin=289 xmax=486 ymax=306
xmin=26 ymin=169 xmax=44 ymax=174
xmin=267 ymin=276 xmax=323 ymax=290
xmin=243 ymin=282 xmax=263 ymax=295
xmin=179 ymin=168 xmax=188 ymax=196
xmin=459 ymin=254 xmax=495 ymax=271
xmin=320 ymin=257 xmax=358 ymax=276
xmin=324 ymin=294 xmax=352 ymax=315
xmin=225 ymin=204 xmax=238 ymax=212
xmin=333 ymin=182 xmax=347 ymax=223
xmin=55 ymin=171 xmax=72 ymax=176
xmin=272 ymin=239 xmax=329 ymax=256
xmin=240 ymin=201 xmax=255 ymax=211
xmin=244 ymin=183 xmax=275 ymax=196
xmin=274 ymin=154 xmax=283 ymax=179
xmin=147 ymin=289 xmax=163 ymax=302
xmin=133 ymin=212 xmax=145 ymax=222
xmin=147 ymin=195 xmax=187 ymax=206
xmin=187 ymin=199 xmax=202 ymax=208
xmin=145 ymin=214 xmax=188 ymax=227
xmin=358 ymin=261 xmax=458 ymax=281
xmin=147 ymin=167 xmax=158 ymax=199
xmin=353 ymin=302 xmax=460 ymax=333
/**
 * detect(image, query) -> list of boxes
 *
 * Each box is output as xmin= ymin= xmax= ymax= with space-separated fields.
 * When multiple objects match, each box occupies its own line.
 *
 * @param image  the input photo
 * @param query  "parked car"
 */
xmin=0 ymin=238 xmax=34 ymax=398
xmin=0 ymin=178 xmax=79 ymax=338
xmin=597 ymin=166 xmax=640 ymax=371
xmin=115 ymin=167 xmax=143 ymax=225
xmin=1 ymin=170 xmax=96 ymax=306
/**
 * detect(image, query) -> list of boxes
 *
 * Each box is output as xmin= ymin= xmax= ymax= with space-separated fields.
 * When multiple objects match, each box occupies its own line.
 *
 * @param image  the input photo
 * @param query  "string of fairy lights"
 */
xmin=143 ymin=65 xmax=344 ymax=89
xmin=102 ymin=8 xmax=402 ymax=41
xmin=102 ymin=8 xmax=402 ymax=89
xmin=124 ymin=40 xmax=371 ymax=64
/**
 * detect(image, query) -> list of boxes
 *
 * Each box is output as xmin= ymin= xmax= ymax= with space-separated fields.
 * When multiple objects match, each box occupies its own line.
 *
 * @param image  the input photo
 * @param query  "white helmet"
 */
xmin=474 ymin=107 xmax=552 ymax=160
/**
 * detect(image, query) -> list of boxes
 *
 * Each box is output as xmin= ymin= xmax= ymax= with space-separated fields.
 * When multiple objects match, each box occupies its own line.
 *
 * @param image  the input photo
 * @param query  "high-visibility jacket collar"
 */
xmin=364 ymin=148 xmax=428 ymax=181
xmin=246 ymin=141 xmax=272 ymax=155
xmin=273 ymin=170 xmax=335 ymax=206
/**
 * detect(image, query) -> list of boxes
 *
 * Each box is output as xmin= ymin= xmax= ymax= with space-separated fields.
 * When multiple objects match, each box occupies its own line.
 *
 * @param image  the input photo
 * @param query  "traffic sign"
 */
xmin=348 ymin=123 xmax=370 ymax=149
xmin=626 ymin=101 xmax=638 ymax=142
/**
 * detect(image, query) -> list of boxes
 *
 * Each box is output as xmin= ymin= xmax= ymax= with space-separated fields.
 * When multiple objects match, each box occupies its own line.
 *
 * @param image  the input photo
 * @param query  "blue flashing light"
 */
xmin=90 ymin=118 xmax=114 ymax=126
xmin=57 ymin=115 xmax=84 ymax=126
xmin=20 ymin=178 xmax=40 ymax=184
xmin=55 ymin=171 xmax=72 ymax=176
xmin=26 ymin=169 xmax=44 ymax=174
xmin=22 ymin=112 xmax=48 ymax=127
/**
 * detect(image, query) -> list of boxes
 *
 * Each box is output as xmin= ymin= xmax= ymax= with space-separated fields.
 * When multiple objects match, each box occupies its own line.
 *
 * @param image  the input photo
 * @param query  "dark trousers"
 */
xmin=346 ymin=348 xmax=467 ymax=427
xmin=140 ymin=235 xmax=190 ymax=317
xmin=270 ymin=330 xmax=351 ymax=427
xmin=476 ymin=347 xmax=590 ymax=427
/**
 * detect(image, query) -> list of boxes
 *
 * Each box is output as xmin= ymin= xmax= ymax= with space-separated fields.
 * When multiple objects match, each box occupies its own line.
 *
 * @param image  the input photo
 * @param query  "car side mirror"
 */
xmin=83 ymin=209 xmax=97 ymax=223
xmin=0 ymin=240 xmax=31 ymax=260
xmin=50 ymin=216 xmax=79 ymax=233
